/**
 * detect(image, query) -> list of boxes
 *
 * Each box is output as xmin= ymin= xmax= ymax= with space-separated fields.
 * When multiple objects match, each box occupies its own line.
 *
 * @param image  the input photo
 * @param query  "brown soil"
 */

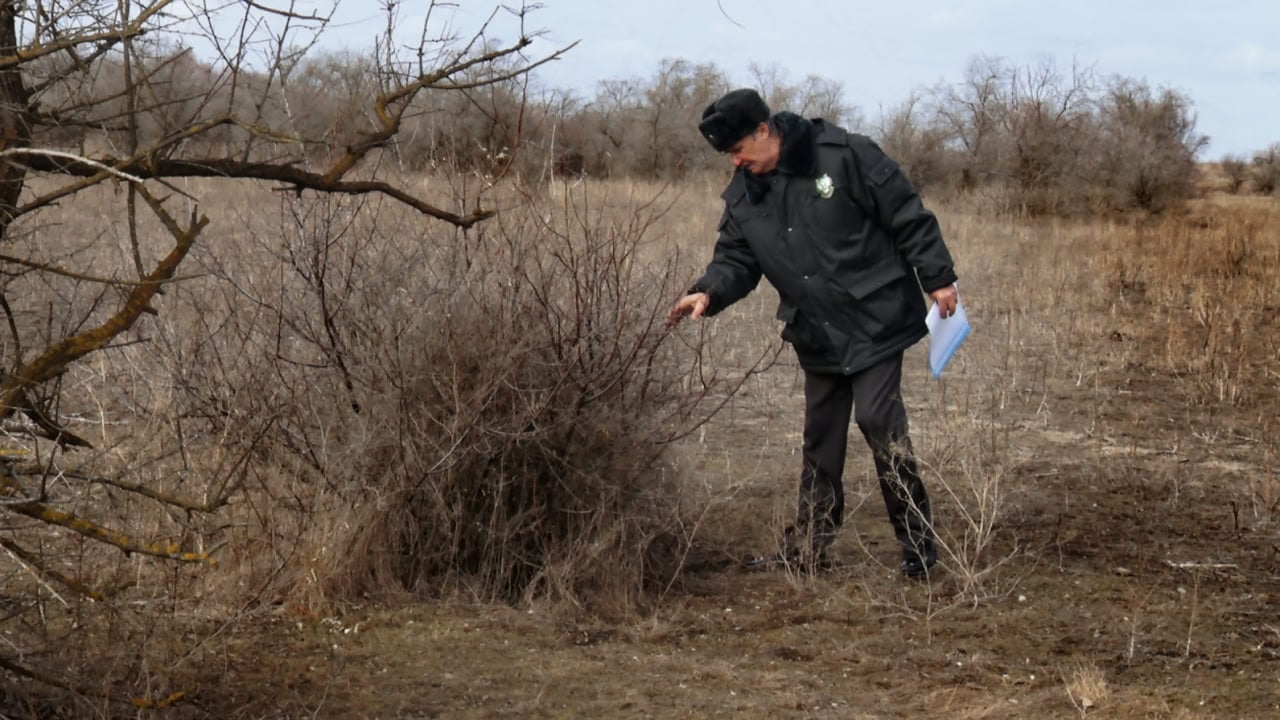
xmin=191 ymin=330 xmax=1279 ymax=719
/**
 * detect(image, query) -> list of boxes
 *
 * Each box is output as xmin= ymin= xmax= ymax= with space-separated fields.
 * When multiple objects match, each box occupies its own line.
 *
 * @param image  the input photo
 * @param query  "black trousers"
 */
xmin=794 ymin=353 xmax=934 ymax=560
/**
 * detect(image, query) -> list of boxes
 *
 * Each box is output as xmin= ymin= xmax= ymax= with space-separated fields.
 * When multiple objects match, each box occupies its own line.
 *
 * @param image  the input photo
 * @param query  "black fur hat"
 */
xmin=698 ymin=89 xmax=770 ymax=152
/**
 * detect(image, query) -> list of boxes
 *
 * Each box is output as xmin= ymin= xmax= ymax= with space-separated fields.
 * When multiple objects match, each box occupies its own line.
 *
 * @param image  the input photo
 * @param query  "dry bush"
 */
xmin=0 ymin=171 xmax=758 ymax=711
xmin=1251 ymin=143 xmax=1280 ymax=195
xmin=916 ymin=437 xmax=1018 ymax=602
xmin=0 ymin=0 xmax=581 ymax=706
xmin=1090 ymin=80 xmax=1207 ymax=213
xmin=148 ymin=175 xmax=753 ymax=616
xmin=920 ymin=57 xmax=1211 ymax=216
xmin=877 ymin=93 xmax=956 ymax=195
xmin=1220 ymin=154 xmax=1250 ymax=194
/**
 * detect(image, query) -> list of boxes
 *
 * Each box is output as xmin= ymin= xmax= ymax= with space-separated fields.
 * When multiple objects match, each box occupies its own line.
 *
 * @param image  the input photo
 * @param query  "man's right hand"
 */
xmin=666 ymin=292 xmax=710 ymax=329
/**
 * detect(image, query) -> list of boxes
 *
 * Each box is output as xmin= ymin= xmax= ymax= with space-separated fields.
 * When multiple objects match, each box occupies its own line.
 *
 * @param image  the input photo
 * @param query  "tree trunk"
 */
xmin=0 ymin=1 xmax=32 ymax=240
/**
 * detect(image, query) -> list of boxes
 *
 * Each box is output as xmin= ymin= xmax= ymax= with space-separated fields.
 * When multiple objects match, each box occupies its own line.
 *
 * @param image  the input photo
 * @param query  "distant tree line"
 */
xmin=50 ymin=45 xmax=1280 ymax=216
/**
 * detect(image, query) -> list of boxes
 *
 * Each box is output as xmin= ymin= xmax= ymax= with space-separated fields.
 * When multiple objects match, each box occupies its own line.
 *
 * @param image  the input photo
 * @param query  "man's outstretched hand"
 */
xmin=666 ymin=292 xmax=710 ymax=329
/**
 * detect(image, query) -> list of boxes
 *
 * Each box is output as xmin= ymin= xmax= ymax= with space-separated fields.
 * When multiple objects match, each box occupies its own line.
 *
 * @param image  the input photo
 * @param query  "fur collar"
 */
xmin=744 ymin=112 xmax=817 ymax=204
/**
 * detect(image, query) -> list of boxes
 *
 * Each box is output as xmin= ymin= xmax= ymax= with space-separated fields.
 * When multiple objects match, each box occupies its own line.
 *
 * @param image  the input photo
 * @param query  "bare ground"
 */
xmin=193 ymin=325 xmax=1278 ymax=719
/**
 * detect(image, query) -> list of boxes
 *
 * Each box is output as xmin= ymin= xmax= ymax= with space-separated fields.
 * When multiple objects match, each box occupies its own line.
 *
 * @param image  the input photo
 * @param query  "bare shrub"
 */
xmin=1220 ymin=154 xmax=1250 ymax=194
xmin=999 ymin=60 xmax=1095 ymax=215
xmin=751 ymin=62 xmax=859 ymax=129
xmin=926 ymin=56 xmax=1209 ymax=216
xmin=928 ymin=56 xmax=1097 ymax=215
xmin=162 ymin=179 xmax=753 ymax=615
xmin=918 ymin=445 xmax=1018 ymax=603
xmin=0 ymin=0 xmax=575 ymax=707
xmin=1251 ymin=143 xmax=1280 ymax=195
xmin=877 ymin=93 xmax=955 ymax=195
xmin=1091 ymin=80 xmax=1208 ymax=212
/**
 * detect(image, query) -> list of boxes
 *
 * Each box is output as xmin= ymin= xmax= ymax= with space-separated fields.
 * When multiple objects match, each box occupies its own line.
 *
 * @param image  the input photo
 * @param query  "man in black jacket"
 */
xmin=667 ymin=88 xmax=959 ymax=578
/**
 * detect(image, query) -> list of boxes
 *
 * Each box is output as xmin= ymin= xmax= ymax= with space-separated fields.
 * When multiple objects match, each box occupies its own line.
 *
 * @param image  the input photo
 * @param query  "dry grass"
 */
xmin=2 ymin=168 xmax=1278 ymax=717
xmin=1062 ymin=659 xmax=1110 ymax=716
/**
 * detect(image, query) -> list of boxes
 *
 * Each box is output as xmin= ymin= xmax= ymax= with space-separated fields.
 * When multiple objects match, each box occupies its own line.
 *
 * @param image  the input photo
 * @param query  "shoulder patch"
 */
xmin=869 ymin=156 xmax=899 ymax=186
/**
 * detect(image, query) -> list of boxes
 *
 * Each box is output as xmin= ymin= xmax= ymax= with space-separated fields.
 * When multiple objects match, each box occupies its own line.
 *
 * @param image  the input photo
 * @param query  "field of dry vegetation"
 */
xmin=4 ymin=1 xmax=1280 ymax=717
xmin=1 ymin=166 xmax=1276 ymax=718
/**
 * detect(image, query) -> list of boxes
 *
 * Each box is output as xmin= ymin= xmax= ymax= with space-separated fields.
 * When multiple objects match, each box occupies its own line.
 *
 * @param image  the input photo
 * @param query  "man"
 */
xmin=667 ymin=88 xmax=958 ymax=579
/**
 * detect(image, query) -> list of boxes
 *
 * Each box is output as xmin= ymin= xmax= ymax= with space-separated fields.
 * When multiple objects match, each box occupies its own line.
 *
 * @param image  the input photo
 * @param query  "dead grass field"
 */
xmin=3 ymin=173 xmax=1278 ymax=718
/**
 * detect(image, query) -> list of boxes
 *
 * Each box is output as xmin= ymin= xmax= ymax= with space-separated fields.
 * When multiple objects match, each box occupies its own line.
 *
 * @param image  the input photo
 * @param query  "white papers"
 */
xmin=925 ymin=295 xmax=970 ymax=378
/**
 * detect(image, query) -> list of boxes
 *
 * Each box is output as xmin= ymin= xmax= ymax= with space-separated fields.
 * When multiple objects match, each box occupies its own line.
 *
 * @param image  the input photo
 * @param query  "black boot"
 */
xmin=873 ymin=447 xmax=937 ymax=579
xmin=900 ymin=542 xmax=937 ymax=579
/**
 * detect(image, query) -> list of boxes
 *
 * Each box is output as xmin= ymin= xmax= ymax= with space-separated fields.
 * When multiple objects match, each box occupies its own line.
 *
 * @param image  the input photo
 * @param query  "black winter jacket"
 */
xmin=691 ymin=113 xmax=958 ymax=374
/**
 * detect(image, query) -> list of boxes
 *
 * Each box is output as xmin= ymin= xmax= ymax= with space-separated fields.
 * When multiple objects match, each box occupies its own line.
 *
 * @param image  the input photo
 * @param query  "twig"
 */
xmin=1164 ymin=560 xmax=1237 ymax=570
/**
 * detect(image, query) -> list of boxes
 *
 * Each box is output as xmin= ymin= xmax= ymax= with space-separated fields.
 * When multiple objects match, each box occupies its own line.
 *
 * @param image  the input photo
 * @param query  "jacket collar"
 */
xmin=743 ymin=111 xmax=817 ymax=203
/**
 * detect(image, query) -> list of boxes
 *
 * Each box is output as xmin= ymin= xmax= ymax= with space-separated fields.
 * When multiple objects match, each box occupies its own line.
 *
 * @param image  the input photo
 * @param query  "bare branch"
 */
xmin=0 ymin=187 xmax=207 ymax=416
xmin=9 ymin=463 xmax=229 ymax=513
xmin=0 ymin=475 xmax=214 ymax=563
xmin=0 ymin=0 xmax=175 ymax=69
xmin=241 ymin=0 xmax=331 ymax=22
xmin=18 ymin=152 xmax=495 ymax=226
xmin=0 ymin=250 xmax=201 ymax=286
xmin=0 ymin=292 xmax=19 ymax=373
xmin=10 ymin=389 xmax=93 ymax=447
xmin=0 ymin=147 xmax=145 ymax=183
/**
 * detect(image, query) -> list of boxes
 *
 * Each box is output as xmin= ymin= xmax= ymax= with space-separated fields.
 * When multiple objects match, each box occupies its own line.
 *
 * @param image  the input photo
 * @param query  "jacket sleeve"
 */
xmin=847 ymin=134 xmax=958 ymax=293
xmin=689 ymin=206 xmax=762 ymax=316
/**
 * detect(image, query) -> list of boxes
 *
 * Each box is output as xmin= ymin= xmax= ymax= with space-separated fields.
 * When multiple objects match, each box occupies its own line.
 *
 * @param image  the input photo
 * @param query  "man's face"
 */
xmin=727 ymin=123 xmax=779 ymax=174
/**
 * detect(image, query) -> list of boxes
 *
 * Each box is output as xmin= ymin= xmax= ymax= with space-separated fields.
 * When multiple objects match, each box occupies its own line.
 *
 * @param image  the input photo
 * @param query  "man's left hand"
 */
xmin=929 ymin=285 xmax=958 ymax=319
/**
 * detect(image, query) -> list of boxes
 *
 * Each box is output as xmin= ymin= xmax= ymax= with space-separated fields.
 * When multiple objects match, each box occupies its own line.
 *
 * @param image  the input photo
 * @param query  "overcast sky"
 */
xmin=324 ymin=1 xmax=1279 ymax=158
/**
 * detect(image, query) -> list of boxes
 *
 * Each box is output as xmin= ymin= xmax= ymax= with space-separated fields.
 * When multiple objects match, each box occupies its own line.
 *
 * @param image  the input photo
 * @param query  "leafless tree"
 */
xmin=876 ymin=91 xmax=953 ymax=192
xmin=1251 ymin=143 xmax=1280 ymax=195
xmin=933 ymin=55 xmax=1006 ymax=189
xmin=641 ymin=57 xmax=725 ymax=177
xmin=1221 ymin=153 xmax=1249 ymax=194
xmin=1093 ymin=78 xmax=1208 ymax=211
xmin=0 ymin=0 xmax=569 ymax=700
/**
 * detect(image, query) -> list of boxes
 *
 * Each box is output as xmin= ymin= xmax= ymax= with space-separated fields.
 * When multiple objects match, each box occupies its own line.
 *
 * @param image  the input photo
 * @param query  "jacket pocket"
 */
xmin=844 ymin=265 xmax=914 ymax=342
xmin=776 ymin=301 xmax=837 ymax=362
xmin=845 ymin=262 xmax=907 ymax=300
